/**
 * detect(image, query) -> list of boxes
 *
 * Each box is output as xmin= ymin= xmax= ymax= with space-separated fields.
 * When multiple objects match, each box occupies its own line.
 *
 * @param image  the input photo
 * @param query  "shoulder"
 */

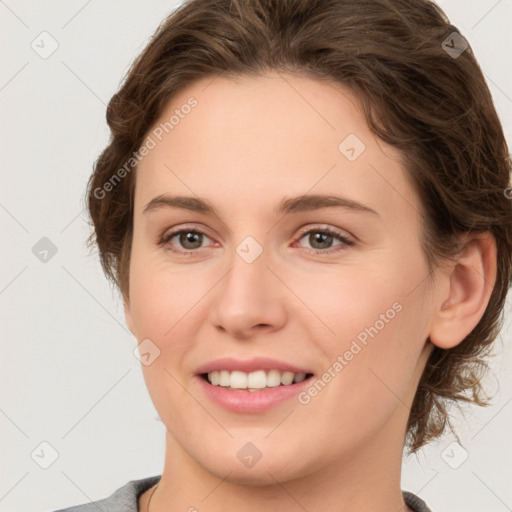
xmin=403 ymin=490 xmax=434 ymax=512
xmin=51 ymin=475 xmax=162 ymax=512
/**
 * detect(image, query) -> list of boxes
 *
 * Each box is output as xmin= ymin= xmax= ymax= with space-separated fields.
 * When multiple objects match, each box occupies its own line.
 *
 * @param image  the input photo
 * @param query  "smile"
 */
xmin=203 ymin=369 xmax=313 ymax=390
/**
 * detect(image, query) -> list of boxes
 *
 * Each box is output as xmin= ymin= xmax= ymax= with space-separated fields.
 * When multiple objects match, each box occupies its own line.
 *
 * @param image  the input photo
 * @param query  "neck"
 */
xmin=147 ymin=415 xmax=412 ymax=512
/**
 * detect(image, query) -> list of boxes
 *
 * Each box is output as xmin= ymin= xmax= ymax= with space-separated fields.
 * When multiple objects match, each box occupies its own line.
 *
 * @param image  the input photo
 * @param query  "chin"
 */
xmin=204 ymin=460 xmax=300 ymax=487
xmin=195 ymin=442 xmax=314 ymax=487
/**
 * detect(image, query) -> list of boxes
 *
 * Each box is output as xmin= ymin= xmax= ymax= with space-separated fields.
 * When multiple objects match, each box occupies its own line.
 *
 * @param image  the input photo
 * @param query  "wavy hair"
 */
xmin=86 ymin=0 xmax=512 ymax=452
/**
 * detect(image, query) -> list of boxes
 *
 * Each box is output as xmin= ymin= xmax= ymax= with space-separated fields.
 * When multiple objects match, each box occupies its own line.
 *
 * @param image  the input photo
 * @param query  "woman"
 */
xmin=55 ymin=0 xmax=512 ymax=510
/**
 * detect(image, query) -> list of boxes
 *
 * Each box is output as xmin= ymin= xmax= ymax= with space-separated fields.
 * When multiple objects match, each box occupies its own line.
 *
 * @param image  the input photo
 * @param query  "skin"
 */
xmin=124 ymin=72 xmax=497 ymax=512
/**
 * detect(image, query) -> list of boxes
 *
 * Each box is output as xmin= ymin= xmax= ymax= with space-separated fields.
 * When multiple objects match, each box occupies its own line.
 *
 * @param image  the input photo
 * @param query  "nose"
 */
xmin=207 ymin=245 xmax=288 ymax=340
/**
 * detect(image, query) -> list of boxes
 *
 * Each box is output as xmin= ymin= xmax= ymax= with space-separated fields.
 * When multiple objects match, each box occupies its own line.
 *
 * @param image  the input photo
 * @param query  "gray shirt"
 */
xmin=52 ymin=475 xmax=433 ymax=511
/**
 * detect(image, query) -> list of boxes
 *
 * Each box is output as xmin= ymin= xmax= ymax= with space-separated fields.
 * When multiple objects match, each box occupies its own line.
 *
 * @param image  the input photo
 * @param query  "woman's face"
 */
xmin=125 ymin=72 xmax=439 ymax=483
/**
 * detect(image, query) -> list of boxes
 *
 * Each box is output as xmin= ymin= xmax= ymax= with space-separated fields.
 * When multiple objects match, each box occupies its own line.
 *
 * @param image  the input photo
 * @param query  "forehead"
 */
xmin=134 ymin=72 xmax=421 ymax=226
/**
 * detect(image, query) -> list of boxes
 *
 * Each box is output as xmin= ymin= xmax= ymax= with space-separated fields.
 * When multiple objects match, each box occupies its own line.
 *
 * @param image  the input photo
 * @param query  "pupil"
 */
xmin=311 ymin=232 xmax=331 ymax=249
xmin=181 ymin=232 xmax=201 ymax=249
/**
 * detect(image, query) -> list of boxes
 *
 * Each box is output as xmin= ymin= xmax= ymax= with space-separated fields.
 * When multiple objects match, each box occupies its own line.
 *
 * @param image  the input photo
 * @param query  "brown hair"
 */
xmin=86 ymin=0 xmax=512 ymax=453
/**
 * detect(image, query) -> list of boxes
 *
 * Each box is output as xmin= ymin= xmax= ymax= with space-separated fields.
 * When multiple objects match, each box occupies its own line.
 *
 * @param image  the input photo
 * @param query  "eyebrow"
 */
xmin=143 ymin=193 xmax=379 ymax=217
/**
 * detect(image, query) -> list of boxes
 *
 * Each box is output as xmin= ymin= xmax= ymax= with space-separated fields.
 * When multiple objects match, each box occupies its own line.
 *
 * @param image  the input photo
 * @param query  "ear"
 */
xmin=123 ymin=297 xmax=136 ymax=336
xmin=429 ymin=232 xmax=497 ymax=349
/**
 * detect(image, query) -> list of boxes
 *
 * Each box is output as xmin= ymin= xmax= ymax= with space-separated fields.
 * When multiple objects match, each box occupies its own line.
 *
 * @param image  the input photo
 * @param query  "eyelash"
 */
xmin=158 ymin=225 xmax=354 ymax=256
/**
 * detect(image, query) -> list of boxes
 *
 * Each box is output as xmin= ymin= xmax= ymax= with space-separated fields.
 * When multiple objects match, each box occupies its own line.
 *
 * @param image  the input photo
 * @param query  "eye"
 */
xmin=294 ymin=226 xmax=354 ymax=254
xmin=158 ymin=226 xmax=215 ymax=254
xmin=158 ymin=225 xmax=354 ymax=256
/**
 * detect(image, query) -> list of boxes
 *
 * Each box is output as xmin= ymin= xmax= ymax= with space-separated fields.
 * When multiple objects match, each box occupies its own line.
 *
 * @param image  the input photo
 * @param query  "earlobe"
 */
xmin=429 ymin=232 xmax=497 ymax=349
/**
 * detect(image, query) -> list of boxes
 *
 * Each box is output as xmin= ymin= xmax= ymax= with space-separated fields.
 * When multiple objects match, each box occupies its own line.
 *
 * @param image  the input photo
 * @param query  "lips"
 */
xmin=193 ymin=357 xmax=315 ymax=412
xmin=196 ymin=371 xmax=314 ymax=413
xmin=195 ymin=356 xmax=313 ymax=375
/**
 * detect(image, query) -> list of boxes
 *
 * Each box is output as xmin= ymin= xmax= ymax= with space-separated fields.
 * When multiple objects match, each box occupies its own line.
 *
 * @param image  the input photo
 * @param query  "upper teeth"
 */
xmin=207 ymin=370 xmax=307 ymax=389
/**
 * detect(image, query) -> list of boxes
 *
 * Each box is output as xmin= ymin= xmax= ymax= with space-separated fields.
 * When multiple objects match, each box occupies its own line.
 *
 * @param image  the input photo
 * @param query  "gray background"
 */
xmin=0 ymin=1 xmax=511 ymax=511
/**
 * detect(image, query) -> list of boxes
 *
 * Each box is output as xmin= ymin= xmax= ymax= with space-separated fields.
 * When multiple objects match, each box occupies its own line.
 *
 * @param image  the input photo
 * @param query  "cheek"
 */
xmin=128 ymin=257 xmax=204 ymax=422
xmin=295 ymin=250 xmax=431 ymax=416
xmin=128 ymin=249 xmax=206 ymax=339
xmin=292 ymin=255 xmax=423 ymax=351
